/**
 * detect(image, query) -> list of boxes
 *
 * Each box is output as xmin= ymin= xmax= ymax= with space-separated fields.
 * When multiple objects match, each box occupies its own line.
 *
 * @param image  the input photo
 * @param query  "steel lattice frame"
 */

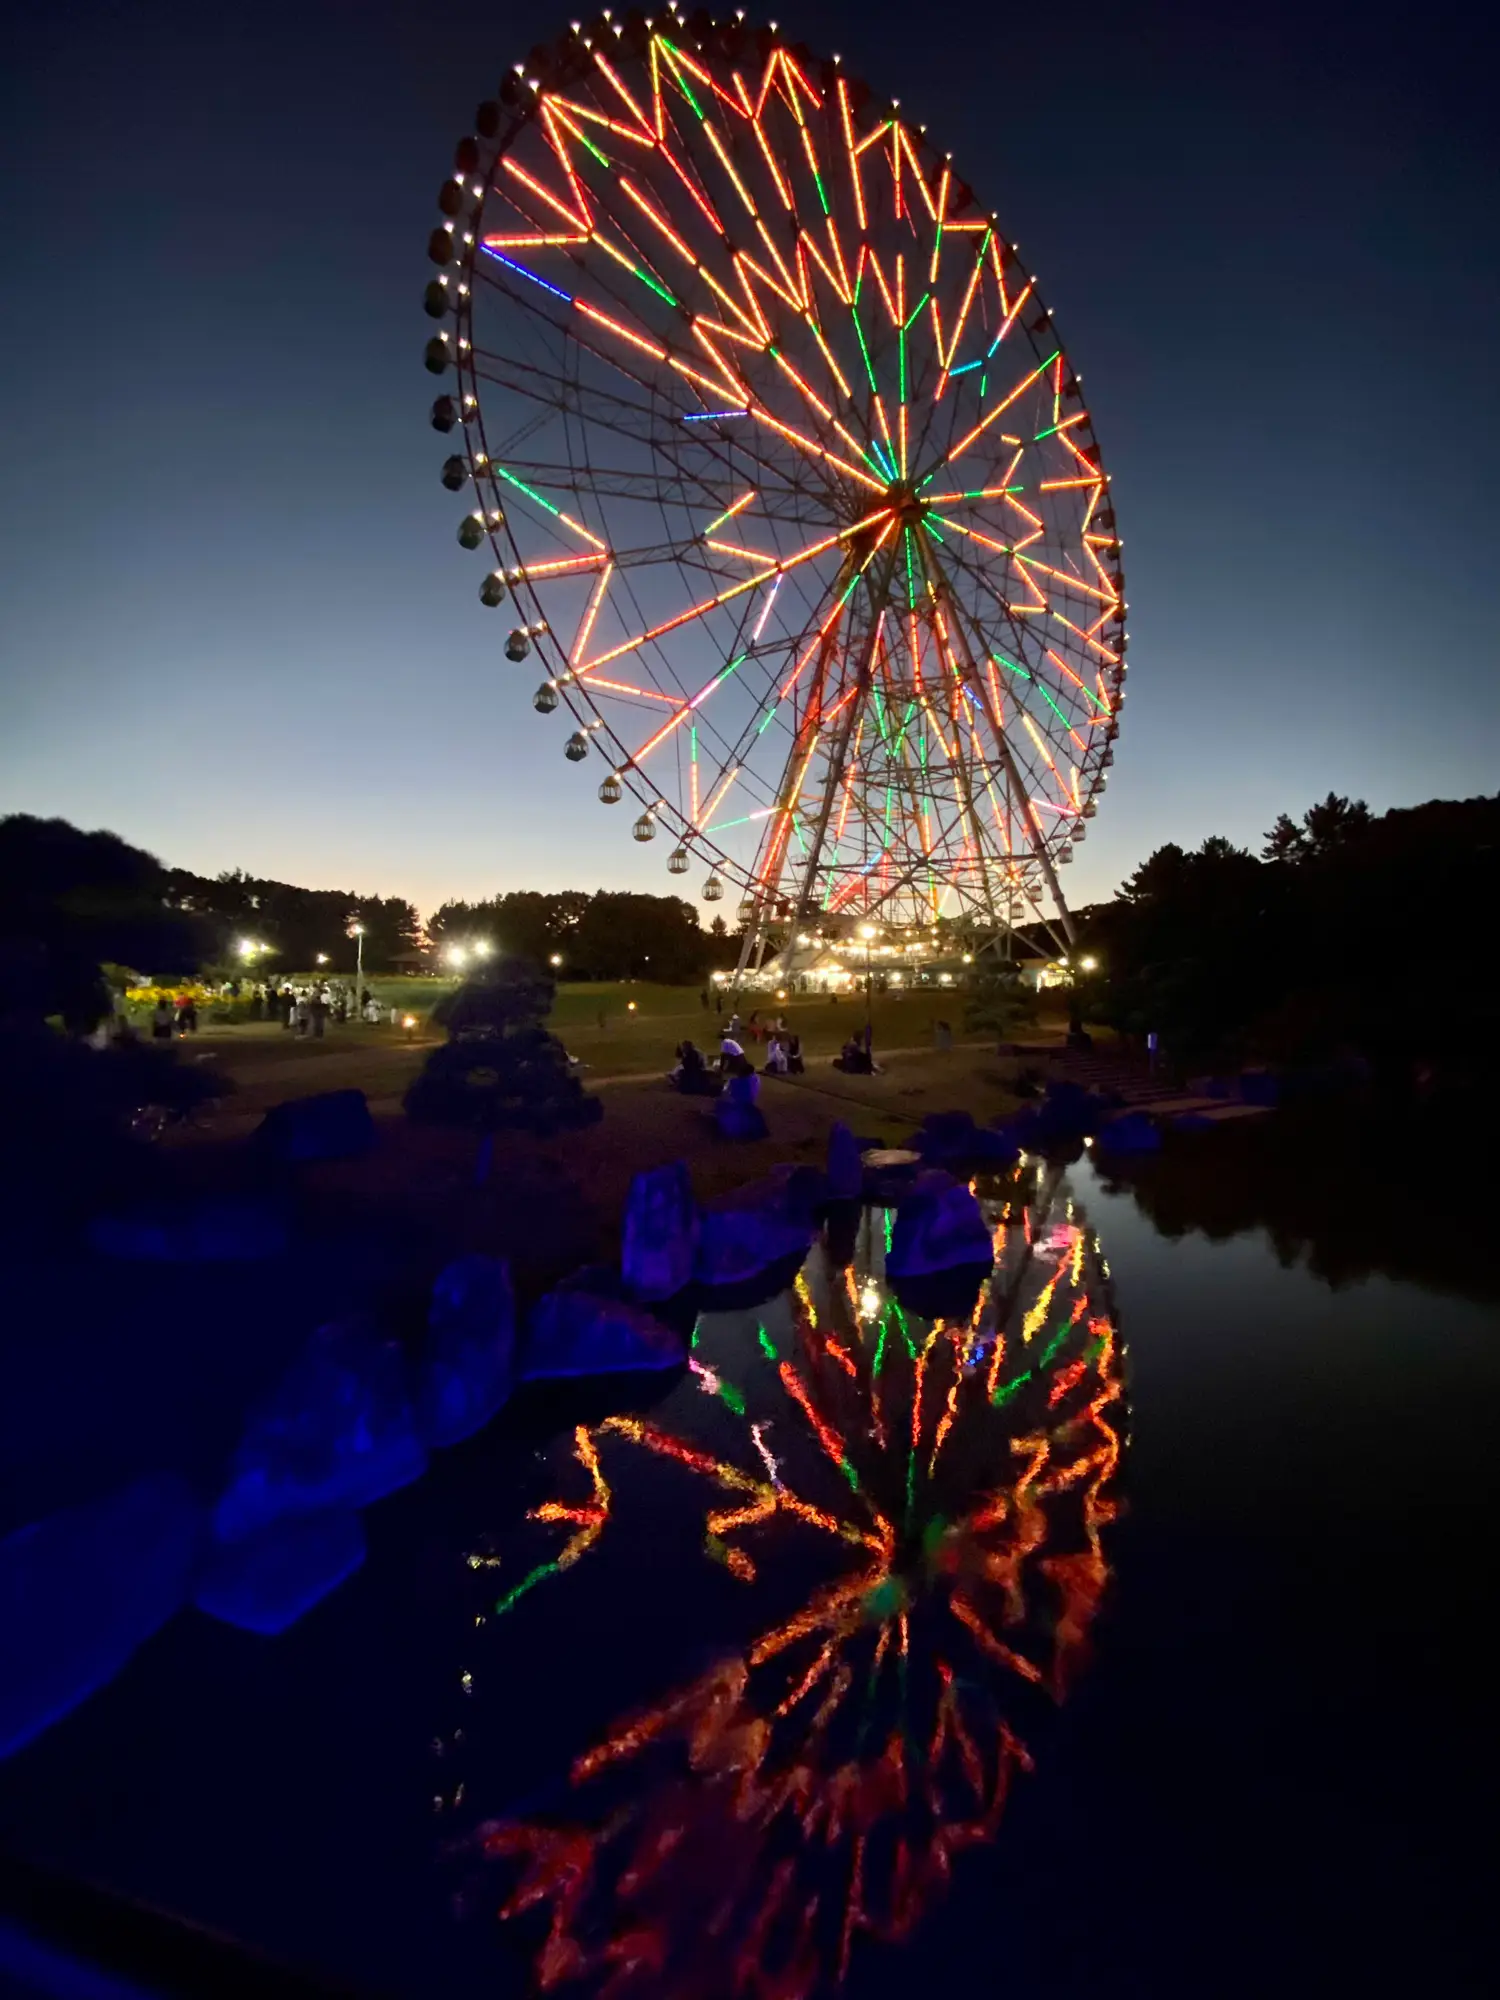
xmin=427 ymin=9 xmax=1126 ymax=958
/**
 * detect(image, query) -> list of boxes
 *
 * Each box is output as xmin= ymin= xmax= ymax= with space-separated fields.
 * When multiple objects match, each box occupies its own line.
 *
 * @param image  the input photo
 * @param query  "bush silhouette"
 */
xmin=404 ymin=958 xmax=601 ymax=1138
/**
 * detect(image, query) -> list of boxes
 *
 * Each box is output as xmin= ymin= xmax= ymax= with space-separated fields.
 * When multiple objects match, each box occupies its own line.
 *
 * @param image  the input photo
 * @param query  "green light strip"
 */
xmin=494 ymin=465 xmax=563 ymax=519
xmin=992 ymin=1368 xmax=1032 ymax=1408
xmin=1037 ymin=682 xmax=1075 ymax=731
xmin=494 ymin=1560 xmax=559 ymax=1616
xmin=634 ymin=266 xmax=677 ymax=305
xmin=850 ymin=303 xmax=879 ymax=398
xmin=657 ymin=40 xmax=704 ymax=118
xmin=903 ymin=289 xmax=930 ymax=333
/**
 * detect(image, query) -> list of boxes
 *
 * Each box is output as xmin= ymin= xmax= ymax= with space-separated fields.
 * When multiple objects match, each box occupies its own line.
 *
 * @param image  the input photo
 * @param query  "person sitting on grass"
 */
xmin=718 ymin=1034 xmax=755 ymax=1078
xmin=668 ymin=1038 xmax=711 ymax=1092
xmin=786 ymin=1031 xmax=805 ymax=1075
xmin=834 ymin=1033 xmax=880 ymax=1076
xmin=764 ymin=1035 xmax=789 ymax=1076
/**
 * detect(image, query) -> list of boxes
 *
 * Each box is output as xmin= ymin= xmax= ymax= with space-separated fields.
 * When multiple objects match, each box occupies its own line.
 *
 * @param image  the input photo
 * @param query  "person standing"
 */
xmin=151 ymin=998 xmax=174 ymax=1043
xmin=311 ymin=986 xmax=329 ymax=1039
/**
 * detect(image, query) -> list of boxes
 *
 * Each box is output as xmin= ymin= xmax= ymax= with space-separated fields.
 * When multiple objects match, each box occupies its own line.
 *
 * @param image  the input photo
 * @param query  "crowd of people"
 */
xmin=144 ymin=980 xmax=399 ymax=1042
xmin=668 ymin=1009 xmax=807 ymax=1093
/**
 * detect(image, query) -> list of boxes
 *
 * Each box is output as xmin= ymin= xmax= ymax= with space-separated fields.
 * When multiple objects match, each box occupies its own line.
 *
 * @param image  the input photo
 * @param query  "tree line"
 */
xmin=1075 ymin=790 xmax=1500 ymax=1085
xmin=0 ymin=814 xmax=736 ymax=1026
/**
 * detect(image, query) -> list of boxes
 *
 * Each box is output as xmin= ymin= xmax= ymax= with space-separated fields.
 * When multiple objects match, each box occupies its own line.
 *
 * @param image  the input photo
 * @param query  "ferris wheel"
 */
xmin=425 ymin=9 xmax=1125 ymax=960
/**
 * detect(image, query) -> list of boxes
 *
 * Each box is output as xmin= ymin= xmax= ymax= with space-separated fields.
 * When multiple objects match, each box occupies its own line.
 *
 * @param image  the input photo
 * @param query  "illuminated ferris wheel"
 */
xmin=425 ymin=9 xmax=1126 ymax=960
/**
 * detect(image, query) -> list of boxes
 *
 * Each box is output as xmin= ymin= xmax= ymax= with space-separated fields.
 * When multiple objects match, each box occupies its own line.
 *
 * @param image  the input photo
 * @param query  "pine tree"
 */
xmin=404 ymin=958 xmax=601 ymax=1163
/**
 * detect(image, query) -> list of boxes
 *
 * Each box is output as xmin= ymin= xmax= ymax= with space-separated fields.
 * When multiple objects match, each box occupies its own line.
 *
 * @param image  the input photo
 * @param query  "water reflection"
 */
xmin=462 ymin=1163 xmax=1123 ymax=1996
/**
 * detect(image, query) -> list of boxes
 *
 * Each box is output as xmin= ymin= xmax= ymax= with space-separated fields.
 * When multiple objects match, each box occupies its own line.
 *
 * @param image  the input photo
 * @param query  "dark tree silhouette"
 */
xmin=0 ymin=814 xmax=209 ymax=1029
xmin=1261 ymin=813 xmax=1306 ymax=864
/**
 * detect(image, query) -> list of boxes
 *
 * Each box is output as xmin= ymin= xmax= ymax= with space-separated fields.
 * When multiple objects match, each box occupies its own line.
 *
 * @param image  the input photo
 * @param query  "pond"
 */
xmin=1 ymin=1138 xmax=1495 ymax=1997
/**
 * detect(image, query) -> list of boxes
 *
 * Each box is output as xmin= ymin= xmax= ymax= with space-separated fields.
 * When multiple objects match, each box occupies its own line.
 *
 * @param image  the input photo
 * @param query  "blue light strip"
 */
xmin=481 ymin=248 xmax=574 ymax=303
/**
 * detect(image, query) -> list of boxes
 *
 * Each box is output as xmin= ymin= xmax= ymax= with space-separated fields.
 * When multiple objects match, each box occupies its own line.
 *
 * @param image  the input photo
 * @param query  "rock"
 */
xmin=826 ymin=1121 xmax=863 ymax=1202
xmin=714 ymin=1095 xmax=768 ymax=1141
xmin=1 ymin=1475 xmax=201 ymax=1761
xmin=254 ymin=1089 xmax=377 ymax=1165
xmin=522 ymin=1288 xmax=685 ymax=1381
xmin=621 ymin=1163 xmax=698 ymax=1302
xmin=886 ymin=1174 xmax=994 ymax=1278
xmin=859 ymin=1148 xmax=923 ymax=1207
xmin=916 ymin=1110 xmax=1020 ymax=1169
xmin=1039 ymin=1080 xmax=1098 ymax=1139
xmin=1095 ymin=1110 xmax=1162 ymax=1156
xmin=192 ymin=1510 xmax=366 ymax=1636
xmin=1240 ymin=1069 xmax=1282 ymax=1106
xmin=416 ymin=1255 xmax=516 ymax=1447
xmin=87 ymin=1197 xmax=289 ymax=1263
xmin=695 ymin=1175 xmax=818 ymax=1288
xmin=213 ymin=1319 xmax=427 ymax=1543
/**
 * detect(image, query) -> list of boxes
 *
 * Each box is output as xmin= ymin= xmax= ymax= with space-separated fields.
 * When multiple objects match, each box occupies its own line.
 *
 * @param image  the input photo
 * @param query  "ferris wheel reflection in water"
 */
xmin=449 ymin=1157 xmax=1125 ymax=1998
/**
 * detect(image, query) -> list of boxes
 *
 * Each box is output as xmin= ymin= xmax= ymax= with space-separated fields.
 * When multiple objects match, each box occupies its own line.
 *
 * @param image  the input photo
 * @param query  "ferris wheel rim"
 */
xmin=430 ymin=10 xmax=1126 ymax=928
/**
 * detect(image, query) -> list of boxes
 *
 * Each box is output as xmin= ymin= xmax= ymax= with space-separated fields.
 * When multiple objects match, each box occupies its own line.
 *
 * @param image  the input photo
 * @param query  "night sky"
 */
xmin=3 ymin=0 xmax=1496 ymax=918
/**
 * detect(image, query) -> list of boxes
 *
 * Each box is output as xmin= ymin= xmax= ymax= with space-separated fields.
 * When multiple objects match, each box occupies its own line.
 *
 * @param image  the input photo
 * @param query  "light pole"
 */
xmin=859 ymin=922 xmax=877 ymax=1040
xmin=351 ymin=921 xmax=365 ymax=1000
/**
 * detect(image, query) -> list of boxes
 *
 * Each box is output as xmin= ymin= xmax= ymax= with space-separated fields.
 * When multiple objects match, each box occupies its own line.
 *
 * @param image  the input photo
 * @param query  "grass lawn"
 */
xmin=191 ymin=981 xmax=1031 ymax=1091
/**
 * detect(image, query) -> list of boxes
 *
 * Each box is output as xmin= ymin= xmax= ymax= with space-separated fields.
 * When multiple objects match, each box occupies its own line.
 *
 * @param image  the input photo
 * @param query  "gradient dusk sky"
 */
xmin=3 ymin=0 xmax=1496 ymax=919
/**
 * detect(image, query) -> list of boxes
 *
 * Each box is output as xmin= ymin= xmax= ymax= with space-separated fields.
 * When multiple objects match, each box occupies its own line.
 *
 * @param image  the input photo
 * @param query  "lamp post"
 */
xmin=859 ymin=922 xmax=877 ymax=1038
xmin=351 ymin=922 xmax=365 ymax=1000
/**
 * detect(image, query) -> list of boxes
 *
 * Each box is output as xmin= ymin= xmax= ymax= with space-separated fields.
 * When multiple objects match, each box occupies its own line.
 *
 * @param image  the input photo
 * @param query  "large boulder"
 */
xmin=1095 ymin=1110 xmax=1162 ymax=1156
xmin=621 ymin=1163 xmax=698 ymax=1302
xmin=826 ymin=1121 xmax=863 ymax=1202
xmin=416 ymin=1256 xmax=516 ymax=1448
xmin=714 ymin=1092 xmax=768 ymax=1141
xmin=522 ymin=1286 xmax=685 ymax=1381
xmin=694 ymin=1174 xmax=819 ymax=1289
xmin=1240 ymin=1069 xmax=1282 ymax=1106
xmin=254 ymin=1089 xmax=377 ymax=1165
xmin=886 ymin=1174 xmax=994 ymax=1278
xmin=212 ymin=1319 xmax=427 ymax=1543
xmin=1 ymin=1475 xmax=201 ymax=1761
xmin=192 ymin=1510 xmax=366 ymax=1636
xmin=859 ymin=1148 xmax=923 ymax=1207
xmin=87 ymin=1196 xmax=289 ymax=1264
xmin=916 ymin=1111 xmax=1021 ymax=1170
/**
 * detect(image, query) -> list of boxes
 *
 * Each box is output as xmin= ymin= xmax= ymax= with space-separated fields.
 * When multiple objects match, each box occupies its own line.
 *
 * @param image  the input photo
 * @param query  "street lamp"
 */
xmin=1080 ymin=954 xmax=1099 ymax=972
xmin=315 ymin=953 xmax=329 ymax=967
xmin=549 ymin=953 xmax=563 ymax=969
xmin=858 ymin=922 xmax=877 ymax=1033
xmin=350 ymin=921 xmax=365 ymax=999
xmin=444 ymin=944 xmax=468 ymax=971
xmin=472 ymin=939 xmax=493 ymax=959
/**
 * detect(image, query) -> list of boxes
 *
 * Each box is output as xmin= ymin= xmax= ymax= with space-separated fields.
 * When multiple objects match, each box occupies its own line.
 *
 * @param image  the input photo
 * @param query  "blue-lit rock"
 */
xmin=416 ymin=1255 xmax=516 ymax=1447
xmin=1095 ymin=1110 xmax=1162 ymax=1155
xmin=522 ymin=1287 xmax=685 ymax=1380
xmin=254 ymin=1089 xmax=377 ymax=1164
xmin=212 ymin=1320 xmax=427 ymax=1542
xmin=192 ymin=1510 xmax=366 ymax=1636
xmin=621 ymin=1162 xmax=698 ymax=1302
xmin=886 ymin=1174 xmax=994 ymax=1278
xmin=1 ymin=1475 xmax=201 ymax=1761
xmin=694 ymin=1172 xmax=819 ymax=1288
xmin=825 ymin=1120 xmax=863 ymax=1202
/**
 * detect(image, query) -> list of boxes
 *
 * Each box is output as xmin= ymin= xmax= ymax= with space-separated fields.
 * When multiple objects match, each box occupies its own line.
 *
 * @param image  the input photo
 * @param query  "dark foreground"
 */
xmin=1 ymin=1122 xmax=1496 ymax=1999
